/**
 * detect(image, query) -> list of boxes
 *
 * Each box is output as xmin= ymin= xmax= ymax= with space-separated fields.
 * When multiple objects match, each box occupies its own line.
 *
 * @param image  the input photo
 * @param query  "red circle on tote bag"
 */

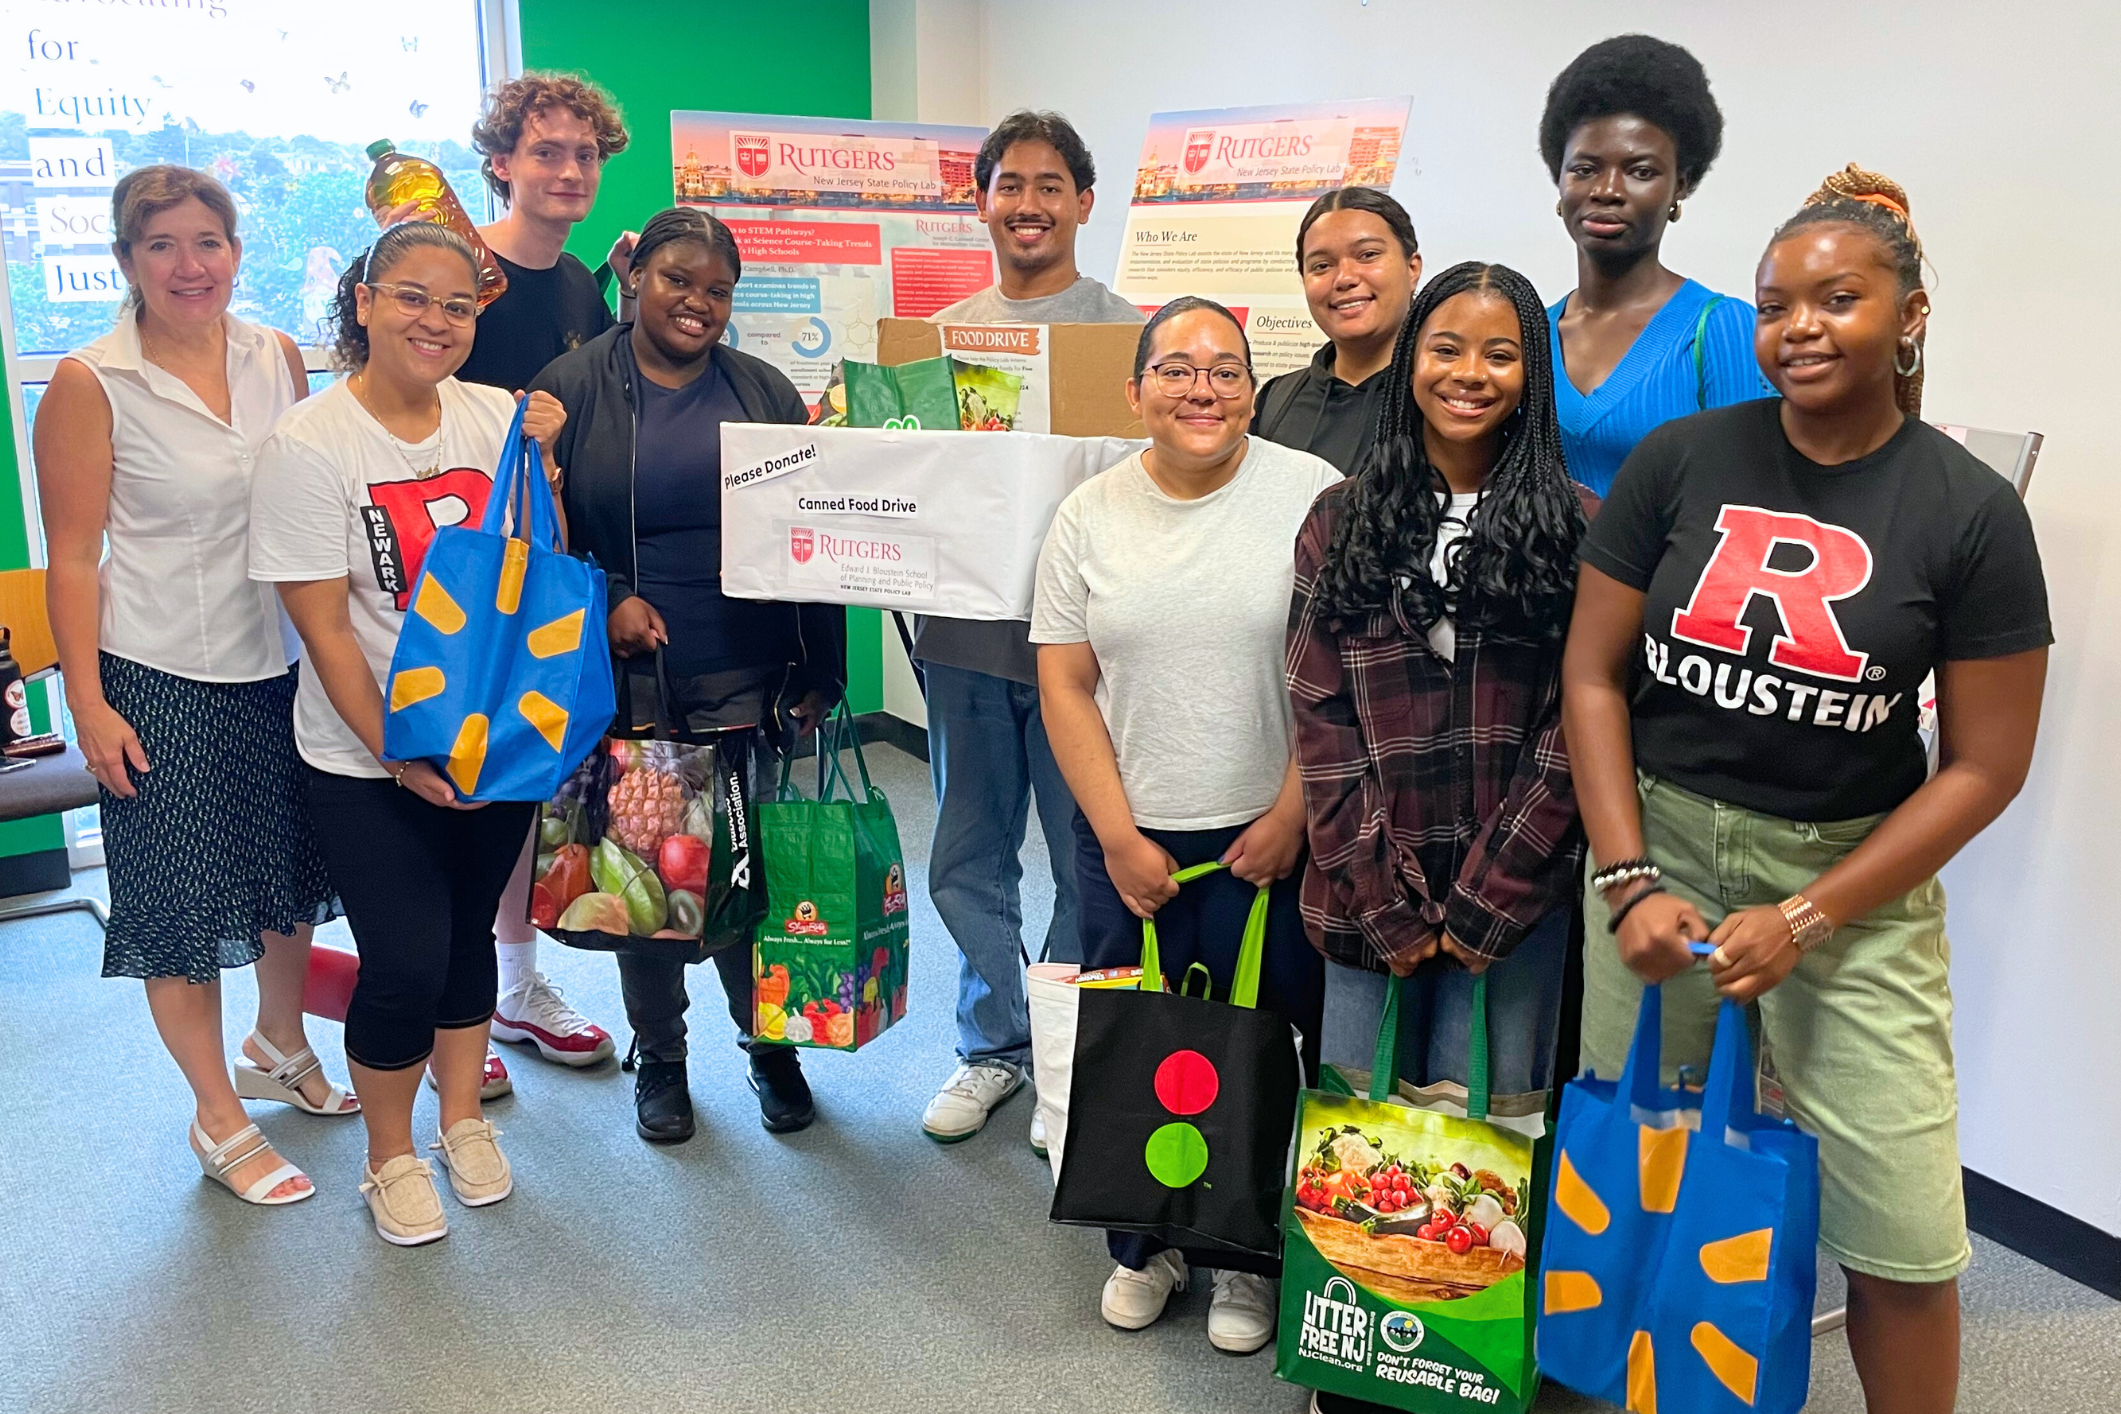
xmin=1153 ymin=1049 xmax=1220 ymax=1116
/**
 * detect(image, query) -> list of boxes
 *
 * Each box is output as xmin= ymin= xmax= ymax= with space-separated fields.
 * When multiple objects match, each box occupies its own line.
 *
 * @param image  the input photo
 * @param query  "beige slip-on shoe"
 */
xmin=359 ymin=1154 xmax=448 ymax=1246
xmin=432 ymin=1117 xmax=513 ymax=1207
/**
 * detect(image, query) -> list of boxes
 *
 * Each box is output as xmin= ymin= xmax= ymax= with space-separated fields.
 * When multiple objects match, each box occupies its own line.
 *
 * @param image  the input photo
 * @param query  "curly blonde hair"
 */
xmin=471 ymin=71 xmax=630 ymax=203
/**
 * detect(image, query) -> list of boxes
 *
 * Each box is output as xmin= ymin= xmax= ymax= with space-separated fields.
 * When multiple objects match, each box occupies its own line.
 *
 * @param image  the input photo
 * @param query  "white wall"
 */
xmin=903 ymin=0 xmax=2121 ymax=1235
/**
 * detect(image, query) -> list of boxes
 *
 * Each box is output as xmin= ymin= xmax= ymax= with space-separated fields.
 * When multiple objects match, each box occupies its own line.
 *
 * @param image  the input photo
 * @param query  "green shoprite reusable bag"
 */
xmin=750 ymin=705 xmax=909 ymax=1051
xmin=1275 ymin=972 xmax=1549 ymax=1413
xmin=842 ymin=355 xmax=960 ymax=432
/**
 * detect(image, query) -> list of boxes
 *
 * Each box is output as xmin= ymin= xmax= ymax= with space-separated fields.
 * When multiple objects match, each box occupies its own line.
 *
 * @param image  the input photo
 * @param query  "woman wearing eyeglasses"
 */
xmin=249 ymin=221 xmax=568 ymax=1246
xmin=1033 ymin=297 xmax=1340 ymax=1354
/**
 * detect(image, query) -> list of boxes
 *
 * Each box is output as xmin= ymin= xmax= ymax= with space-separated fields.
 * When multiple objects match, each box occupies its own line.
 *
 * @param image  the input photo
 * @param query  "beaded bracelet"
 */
xmin=1606 ymin=883 xmax=1667 ymax=934
xmin=1590 ymin=857 xmax=1661 ymax=894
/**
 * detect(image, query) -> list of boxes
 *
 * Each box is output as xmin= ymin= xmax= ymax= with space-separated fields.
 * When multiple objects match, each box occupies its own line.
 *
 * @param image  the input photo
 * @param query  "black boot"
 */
xmin=634 ymin=1059 xmax=695 ymax=1143
xmin=748 ymin=1045 xmax=814 ymax=1133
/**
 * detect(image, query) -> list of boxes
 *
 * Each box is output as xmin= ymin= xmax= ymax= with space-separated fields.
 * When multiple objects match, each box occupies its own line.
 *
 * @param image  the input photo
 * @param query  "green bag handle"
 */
xmin=1692 ymin=293 xmax=1726 ymax=411
xmin=774 ymin=702 xmax=875 ymax=805
xmin=1138 ymin=860 xmax=1270 ymax=1008
xmin=1366 ymin=969 xmax=1490 ymax=1120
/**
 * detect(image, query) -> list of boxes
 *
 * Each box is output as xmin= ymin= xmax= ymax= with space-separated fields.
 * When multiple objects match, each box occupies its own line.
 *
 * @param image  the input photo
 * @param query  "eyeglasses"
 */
xmin=365 ymin=282 xmax=478 ymax=324
xmin=1143 ymin=360 xmax=1253 ymax=398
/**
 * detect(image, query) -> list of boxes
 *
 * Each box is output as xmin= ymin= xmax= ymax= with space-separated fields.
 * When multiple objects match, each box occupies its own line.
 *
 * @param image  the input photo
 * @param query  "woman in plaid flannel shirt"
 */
xmin=1287 ymin=263 xmax=1596 ymax=1154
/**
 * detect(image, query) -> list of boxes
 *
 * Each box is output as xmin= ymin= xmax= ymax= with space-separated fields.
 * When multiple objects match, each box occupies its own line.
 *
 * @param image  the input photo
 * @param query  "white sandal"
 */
xmin=233 ymin=1030 xmax=359 ymax=1115
xmin=189 ymin=1121 xmax=312 ymax=1205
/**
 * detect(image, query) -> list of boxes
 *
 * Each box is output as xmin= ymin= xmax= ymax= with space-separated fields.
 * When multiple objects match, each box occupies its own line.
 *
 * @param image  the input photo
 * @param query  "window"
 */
xmin=0 ymin=0 xmax=514 ymax=859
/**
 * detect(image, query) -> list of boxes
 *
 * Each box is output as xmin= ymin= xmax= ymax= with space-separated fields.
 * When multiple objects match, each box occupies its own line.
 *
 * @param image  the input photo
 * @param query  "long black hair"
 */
xmin=327 ymin=221 xmax=478 ymax=371
xmin=1311 ymin=261 xmax=1584 ymax=632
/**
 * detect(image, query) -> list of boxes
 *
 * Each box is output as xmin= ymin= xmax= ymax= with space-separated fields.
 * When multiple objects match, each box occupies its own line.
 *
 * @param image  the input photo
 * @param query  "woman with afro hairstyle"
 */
xmin=1564 ymin=168 xmax=2049 ymax=1413
xmin=1540 ymin=34 xmax=1771 ymax=494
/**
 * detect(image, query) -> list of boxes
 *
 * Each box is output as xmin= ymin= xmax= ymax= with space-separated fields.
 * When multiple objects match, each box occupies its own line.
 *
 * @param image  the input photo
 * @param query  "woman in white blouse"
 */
xmin=35 ymin=166 xmax=351 ymax=1209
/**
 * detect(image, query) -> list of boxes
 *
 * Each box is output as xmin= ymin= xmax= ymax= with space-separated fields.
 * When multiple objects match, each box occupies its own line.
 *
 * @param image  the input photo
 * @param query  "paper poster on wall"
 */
xmin=672 ymin=111 xmax=993 ymax=407
xmin=1114 ymin=98 xmax=1412 ymax=377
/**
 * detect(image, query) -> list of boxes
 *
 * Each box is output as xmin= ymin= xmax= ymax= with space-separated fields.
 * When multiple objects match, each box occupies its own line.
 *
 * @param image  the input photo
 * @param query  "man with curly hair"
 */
xmin=375 ymin=71 xmax=636 ymax=1089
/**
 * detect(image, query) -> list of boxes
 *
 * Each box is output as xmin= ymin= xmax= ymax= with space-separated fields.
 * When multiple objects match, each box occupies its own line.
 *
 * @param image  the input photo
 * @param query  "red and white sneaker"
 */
xmin=491 ymin=973 xmax=615 ymax=1067
xmin=427 ymin=1046 xmax=512 ymax=1101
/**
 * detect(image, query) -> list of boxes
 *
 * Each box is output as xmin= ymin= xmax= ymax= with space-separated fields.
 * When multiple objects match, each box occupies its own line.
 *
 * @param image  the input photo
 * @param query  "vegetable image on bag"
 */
xmin=749 ymin=705 xmax=909 ymax=1052
xmin=1276 ymin=973 xmax=1550 ymax=1413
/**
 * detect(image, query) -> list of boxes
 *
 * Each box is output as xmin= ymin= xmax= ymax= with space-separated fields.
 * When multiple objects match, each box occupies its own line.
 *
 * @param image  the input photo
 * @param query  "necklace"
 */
xmin=350 ymin=371 xmax=443 ymax=479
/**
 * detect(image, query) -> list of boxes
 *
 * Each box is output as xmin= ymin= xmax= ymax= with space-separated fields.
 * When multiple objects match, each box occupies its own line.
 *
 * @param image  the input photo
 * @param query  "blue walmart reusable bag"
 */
xmin=1536 ymin=977 xmax=1819 ymax=1413
xmin=381 ymin=398 xmax=613 ymax=802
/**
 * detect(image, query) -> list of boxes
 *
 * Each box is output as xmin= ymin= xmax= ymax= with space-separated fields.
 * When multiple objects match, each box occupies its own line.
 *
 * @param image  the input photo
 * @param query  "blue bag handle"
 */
xmin=476 ymin=396 xmax=562 ymax=551
xmin=1697 ymin=998 xmax=1758 ymax=1145
xmin=1618 ymin=940 xmax=1719 ymax=1112
xmin=1139 ymin=861 xmax=1270 ymax=1008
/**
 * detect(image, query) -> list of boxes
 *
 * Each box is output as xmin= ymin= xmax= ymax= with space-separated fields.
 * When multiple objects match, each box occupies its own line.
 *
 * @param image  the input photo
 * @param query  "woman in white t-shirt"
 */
xmin=35 ymin=166 xmax=347 ymax=1211
xmin=1031 ymin=297 xmax=1340 ymax=1354
xmin=249 ymin=222 xmax=566 ymax=1247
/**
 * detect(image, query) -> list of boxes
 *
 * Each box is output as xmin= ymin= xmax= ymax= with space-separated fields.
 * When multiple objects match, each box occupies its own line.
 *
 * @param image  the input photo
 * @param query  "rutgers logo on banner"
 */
xmin=1669 ymin=505 xmax=1874 ymax=683
xmin=789 ymin=526 xmax=815 ymax=564
xmin=734 ymin=134 xmax=770 ymax=179
xmin=1183 ymin=129 xmax=1214 ymax=175
xmin=359 ymin=469 xmax=493 ymax=611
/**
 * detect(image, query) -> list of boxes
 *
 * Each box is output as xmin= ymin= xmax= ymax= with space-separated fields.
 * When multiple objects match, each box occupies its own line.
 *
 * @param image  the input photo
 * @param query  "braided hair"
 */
xmin=1768 ymin=164 xmax=1927 ymax=416
xmin=1311 ymin=262 xmax=1584 ymax=632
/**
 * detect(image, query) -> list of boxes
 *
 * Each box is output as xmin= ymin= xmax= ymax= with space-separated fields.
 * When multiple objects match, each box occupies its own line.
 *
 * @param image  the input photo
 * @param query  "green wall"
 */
xmin=519 ymin=0 xmax=884 ymax=712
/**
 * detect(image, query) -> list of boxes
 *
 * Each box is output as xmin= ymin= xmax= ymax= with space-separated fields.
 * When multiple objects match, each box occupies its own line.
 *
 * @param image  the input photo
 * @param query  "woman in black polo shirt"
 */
xmin=1561 ymin=167 xmax=2049 ymax=1413
xmin=1252 ymin=187 xmax=1422 ymax=474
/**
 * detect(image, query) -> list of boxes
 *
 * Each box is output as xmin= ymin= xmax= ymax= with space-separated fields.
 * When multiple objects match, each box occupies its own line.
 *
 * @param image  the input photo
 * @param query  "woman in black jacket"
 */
xmin=531 ymin=207 xmax=846 ymax=1144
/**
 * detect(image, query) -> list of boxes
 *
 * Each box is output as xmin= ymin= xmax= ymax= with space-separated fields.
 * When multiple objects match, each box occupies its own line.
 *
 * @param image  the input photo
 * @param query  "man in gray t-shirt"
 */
xmin=917 ymin=111 xmax=1145 ymax=1149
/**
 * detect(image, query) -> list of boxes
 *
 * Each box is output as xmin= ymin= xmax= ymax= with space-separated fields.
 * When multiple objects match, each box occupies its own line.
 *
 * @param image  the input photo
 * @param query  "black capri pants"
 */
xmin=304 ymin=766 xmax=537 ymax=1071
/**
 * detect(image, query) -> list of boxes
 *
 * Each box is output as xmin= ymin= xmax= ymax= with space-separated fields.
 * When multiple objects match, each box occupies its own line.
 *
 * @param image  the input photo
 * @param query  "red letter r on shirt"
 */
xmin=1669 ymin=504 xmax=1874 ymax=682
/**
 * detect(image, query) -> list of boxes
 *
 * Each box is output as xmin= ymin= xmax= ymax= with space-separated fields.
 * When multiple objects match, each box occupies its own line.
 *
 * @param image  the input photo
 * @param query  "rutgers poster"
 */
xmin=672 ymin=111 xmax=992 ymax=407
xmin=1115 ymin=98 xmax=1412 ymax=377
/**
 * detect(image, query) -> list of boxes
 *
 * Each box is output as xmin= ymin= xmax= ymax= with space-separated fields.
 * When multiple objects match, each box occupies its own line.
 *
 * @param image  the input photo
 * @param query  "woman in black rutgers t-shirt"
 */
xmin=1561 ymin=167 xmax=2049 ymax=1412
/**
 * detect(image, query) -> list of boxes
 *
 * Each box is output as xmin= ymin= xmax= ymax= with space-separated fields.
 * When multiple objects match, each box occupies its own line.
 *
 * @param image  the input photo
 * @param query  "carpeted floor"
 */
xmin=1 ymin=741 xmax=2113 ymax=1414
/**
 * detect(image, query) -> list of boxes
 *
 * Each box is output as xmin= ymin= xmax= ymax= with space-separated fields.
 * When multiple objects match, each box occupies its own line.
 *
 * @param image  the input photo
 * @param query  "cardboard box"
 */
xmin=877 ymin=318 xmax=1145 ymax=438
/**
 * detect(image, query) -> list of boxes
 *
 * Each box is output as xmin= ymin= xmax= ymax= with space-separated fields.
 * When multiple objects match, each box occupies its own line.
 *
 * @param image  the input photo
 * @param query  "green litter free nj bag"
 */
xmin=750 ymin=706 xmax=909 ymax=1051
xmin=1276 ymin=972 xmax=1549 ymax=1412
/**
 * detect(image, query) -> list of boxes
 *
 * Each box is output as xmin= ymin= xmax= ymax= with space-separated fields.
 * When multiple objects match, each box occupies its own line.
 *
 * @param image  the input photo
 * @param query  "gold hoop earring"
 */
xmin=1894 ymin=339 xmax=1923 ymax=378
xmin=1555 ymin=201 xmax=1563 ymax=218
xmin=1668 ymin=201 xmax=1682 ymax=222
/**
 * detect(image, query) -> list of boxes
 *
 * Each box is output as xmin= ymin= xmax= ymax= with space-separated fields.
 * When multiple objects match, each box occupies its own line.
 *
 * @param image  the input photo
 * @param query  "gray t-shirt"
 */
xmin=915 ymin=275 xmax=1147 ymax=684
xmin=1030 ymin=438 xmax=1341 ymax=830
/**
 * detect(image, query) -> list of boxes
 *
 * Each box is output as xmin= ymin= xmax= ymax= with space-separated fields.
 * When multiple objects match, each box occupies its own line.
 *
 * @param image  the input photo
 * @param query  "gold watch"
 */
xmin=1777 ymin=894 xmax=1834 ymax=954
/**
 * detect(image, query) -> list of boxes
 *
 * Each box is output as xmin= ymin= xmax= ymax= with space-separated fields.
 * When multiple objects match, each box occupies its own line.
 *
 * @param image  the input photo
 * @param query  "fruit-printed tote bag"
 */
xmin=536 ymin=729 xmax=764 ymax=967
xmin=1050 ymin=863 xmax=1302 ymax=1259
xmin=750 ymin=706 xmax=910 ymax=1052
xmin=1275 ymin=973 xmax=1545 ymax=1413
xmin=381 ymin=398 xmax=612 ymax=801
xmin=1536 ymin=981 xmax=1819 ymax=1414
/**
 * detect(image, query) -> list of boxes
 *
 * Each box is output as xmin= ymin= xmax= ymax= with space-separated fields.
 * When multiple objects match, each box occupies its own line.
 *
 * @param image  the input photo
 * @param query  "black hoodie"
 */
xmin=530 ymin=324 xmax=845 ymax=724
xmin=1251 ymin=341 xmax=1390 ymax=475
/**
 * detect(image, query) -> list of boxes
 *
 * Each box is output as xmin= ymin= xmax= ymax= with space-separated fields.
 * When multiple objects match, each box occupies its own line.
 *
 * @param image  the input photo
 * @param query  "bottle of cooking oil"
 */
xmin=364 ymin=139 xmax=508 ymax=308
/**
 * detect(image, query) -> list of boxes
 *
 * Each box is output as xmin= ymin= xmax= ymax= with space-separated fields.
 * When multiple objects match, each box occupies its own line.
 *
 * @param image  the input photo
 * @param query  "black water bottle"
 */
xmin=0 ymin=629 xmax=25 ymax=750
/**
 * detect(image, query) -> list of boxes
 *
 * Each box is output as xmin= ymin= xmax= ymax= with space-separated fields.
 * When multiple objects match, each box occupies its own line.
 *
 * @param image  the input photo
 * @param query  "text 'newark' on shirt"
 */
xmin=1580 ymin=398 xmax=2050 ymax=821
xmin=912 ymin=275 xmax=1148 ymax=686
xmin=248 ymin=377 xmax=519 ymax=779
xmin=455 ymin=250 xmax=615 ymax=394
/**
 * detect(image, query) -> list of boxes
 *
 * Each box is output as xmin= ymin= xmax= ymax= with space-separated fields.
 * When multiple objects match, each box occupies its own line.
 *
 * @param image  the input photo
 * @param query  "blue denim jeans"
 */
xmin=925 ymin=663 xmax=1081 ymax=1068
xmin=1320 ymin=907 xmax=1572 ymax=1103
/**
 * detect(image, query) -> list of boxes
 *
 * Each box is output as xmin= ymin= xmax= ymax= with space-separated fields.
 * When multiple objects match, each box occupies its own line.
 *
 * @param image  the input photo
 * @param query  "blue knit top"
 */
xmin=1548 ymin=278 xmax=1773 ymax=496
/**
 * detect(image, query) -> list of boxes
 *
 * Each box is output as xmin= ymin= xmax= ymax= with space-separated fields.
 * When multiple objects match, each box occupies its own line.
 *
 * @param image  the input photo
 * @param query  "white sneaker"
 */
xmin=1029 ymin=1106 xmax=1049 ymax=1158
xmin=491 ymin=973 xmax=615 ymax=1066
xmin=1207 ymin=1269 xmax=1276 ymax=1354
xmin=921 ymin=1062 xmax=1023 ymax=1142
xmin=1101 ymin=1251 xmax=1188 ymax=1330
